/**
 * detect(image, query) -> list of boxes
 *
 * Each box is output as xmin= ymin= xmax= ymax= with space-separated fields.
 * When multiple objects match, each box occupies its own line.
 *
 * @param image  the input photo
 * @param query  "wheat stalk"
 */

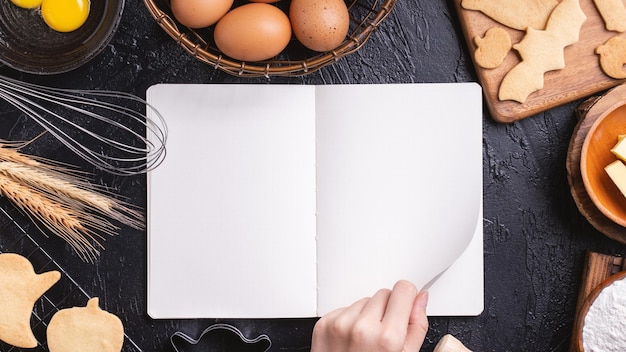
xmin=0 ymin=139 xmax=86 ymax=171
xmin=0 ymin=175 xmax=102 ymax=261
xmin=0 ymin=162 xmax=144 ymax=229
xmin=0 ymin=142 xmax=42 ymax=167
xmin=0 ymin=143 xmax=145 ymax=262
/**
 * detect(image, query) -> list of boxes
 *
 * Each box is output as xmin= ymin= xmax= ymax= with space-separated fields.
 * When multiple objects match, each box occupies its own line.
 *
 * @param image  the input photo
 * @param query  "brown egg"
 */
xmin=289 ymin=0 xmax=350 ymax=52
xmin=214 ymin=3 xmax=292 ymax=62
xmin=171 ymin=0 xmax=234 ymax=29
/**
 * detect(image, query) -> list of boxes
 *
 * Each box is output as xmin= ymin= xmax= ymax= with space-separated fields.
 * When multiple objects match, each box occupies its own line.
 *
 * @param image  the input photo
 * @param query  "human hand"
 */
xmin=311 ymin=280 xmax=429 ymax=352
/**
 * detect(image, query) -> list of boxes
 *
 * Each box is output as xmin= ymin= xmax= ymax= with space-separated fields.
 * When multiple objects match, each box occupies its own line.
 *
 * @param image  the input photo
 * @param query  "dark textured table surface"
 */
xmin=1 ymin=1 xmax=626 ymax=351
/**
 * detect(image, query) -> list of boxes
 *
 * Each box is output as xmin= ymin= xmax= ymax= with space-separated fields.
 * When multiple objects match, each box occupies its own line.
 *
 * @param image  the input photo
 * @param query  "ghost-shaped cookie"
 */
xmin=0 ymin=252 xmax=61 ymax=348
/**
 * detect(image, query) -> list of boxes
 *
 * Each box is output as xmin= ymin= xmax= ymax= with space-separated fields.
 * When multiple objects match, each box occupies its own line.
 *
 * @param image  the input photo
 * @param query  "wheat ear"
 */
xmin=0 ymin=175 xmax=102 ymax=262
xmin=0 ymin=139 xmax=86 ymax=171
xmin=0 ymin=161 xmax=144 ymax=230
xmin=0 ymin=142 xmax=145 ymax=262
xmin=0 ymin=142 xmax=42 ymax=167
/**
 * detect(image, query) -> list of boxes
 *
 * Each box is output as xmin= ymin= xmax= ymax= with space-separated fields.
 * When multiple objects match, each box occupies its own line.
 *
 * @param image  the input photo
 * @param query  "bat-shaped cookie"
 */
xmin=461 ymin=0 xmax=557 ymax=31
xmin=498 ymin=0 xmax=587 ymax=103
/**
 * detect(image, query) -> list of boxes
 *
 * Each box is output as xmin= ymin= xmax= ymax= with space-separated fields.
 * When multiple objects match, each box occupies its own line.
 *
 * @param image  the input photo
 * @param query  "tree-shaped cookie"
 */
xmin=47 ymin=297 xmax=124 ymax=352
xmin=0 ymin=252 xmax=61 ymax=348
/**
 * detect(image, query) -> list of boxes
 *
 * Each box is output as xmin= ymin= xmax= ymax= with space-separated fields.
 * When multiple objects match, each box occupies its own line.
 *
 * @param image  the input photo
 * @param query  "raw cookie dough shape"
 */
xmin=593 ymin=0 xmax=626 ymax=33
xmin=498 ymin=0 xmax=587 ymax=103
xmin=473 ymin=27 xmax=512 ymax=69
xmin=47 ymin=297 xmax=124 ymax=352
xmin=460 ymin=0 xmax=558 ymax=31
xmin=0 ymin=252 xmax=61 ymax=348
xmin=596 ymin=36 xmax=626 ymax=79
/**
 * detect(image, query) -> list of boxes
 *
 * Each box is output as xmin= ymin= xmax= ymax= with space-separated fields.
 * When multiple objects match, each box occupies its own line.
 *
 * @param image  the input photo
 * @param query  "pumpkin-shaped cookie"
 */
xmin=47 ymin=297 xmax=124 ymax=352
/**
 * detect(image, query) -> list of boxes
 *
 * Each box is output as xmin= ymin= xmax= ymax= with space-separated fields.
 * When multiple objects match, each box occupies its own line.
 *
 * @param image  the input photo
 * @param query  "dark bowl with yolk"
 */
xmin=0 ymin=0 xmax=124 ymax=74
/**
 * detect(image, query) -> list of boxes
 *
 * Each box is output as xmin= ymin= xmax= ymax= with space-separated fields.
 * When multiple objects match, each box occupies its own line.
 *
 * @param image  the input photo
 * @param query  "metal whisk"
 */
xmin=0 ymin=75 xmax=167 ymax=176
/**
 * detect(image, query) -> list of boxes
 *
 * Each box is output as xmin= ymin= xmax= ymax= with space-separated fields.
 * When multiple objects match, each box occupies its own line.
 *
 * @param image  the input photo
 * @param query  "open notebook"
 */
xmin=147 ymin=83 xmax=483 ymax=319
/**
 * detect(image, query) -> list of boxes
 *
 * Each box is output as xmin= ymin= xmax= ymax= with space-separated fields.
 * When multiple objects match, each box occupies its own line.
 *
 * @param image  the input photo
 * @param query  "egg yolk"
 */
xmin=10 ymin=0 xmax=43 ymax=8
xmin=41 ymin=0 xmax=90 ymax=33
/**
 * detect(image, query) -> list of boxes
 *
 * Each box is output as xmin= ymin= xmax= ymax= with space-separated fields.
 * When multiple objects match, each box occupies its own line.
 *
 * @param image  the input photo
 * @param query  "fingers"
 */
xmin=382 ymin=280 xmax=418 ymax=325
xmin=312 ymin=280 xmax=429 ymax=352
xmin=325 ymin=297 xmax=369 ymax=323
xmin=333 ymin=297 xmax=370 ymax=330
xmin=373 ymin=280 xmax=419 ymax=351
xmin=313 ymin=297 xmax=368 ymax=338
xmin=405 ymin=290 xmax=429 ymax=352
xmin=360 ymin=288 xmax=391 ymax=320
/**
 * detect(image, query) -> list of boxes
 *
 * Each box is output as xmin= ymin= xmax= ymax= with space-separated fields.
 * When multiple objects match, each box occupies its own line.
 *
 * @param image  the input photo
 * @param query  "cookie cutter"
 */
xmin=171 ymin=323 xmax=272 ymax=352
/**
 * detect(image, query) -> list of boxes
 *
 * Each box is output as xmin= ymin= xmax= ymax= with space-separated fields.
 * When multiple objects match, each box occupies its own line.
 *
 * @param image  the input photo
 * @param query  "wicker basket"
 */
xmin=143 ymin=0 xmax=397 ymax=77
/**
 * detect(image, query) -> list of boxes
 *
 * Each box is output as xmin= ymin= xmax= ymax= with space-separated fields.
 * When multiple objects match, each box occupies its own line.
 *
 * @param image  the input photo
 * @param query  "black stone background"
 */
xmin=1 ymin=1 xmax=626 ymax=351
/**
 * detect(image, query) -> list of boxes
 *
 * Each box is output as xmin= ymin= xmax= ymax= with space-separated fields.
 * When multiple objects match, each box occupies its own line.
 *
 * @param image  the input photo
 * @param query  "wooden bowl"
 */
xmin=568 ymin=85 xmax=626 ymax=243
xmin=581 ymin=97 xmax=626 ymax=228
xmin=573 ymin=271 xmax=626 ymax=352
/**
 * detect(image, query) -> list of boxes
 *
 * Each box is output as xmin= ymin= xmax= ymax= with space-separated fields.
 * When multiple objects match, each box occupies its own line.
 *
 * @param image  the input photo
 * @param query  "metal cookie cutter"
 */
xmin=171 ymin=323 xmax=272 ymax=352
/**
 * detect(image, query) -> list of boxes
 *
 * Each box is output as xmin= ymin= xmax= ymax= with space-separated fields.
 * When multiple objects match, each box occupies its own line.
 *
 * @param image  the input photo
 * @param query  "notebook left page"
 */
xmin=147 ymin=84 xmax=318 ymax=318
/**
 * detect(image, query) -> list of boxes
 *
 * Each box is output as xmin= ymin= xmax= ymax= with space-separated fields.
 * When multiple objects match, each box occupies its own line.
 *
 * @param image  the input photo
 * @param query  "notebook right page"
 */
xmin=315 ymin=83 xmax=483 ymax=316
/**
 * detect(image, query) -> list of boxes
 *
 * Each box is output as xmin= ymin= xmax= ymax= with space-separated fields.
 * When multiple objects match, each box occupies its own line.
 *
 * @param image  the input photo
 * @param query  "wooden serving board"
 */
xmin=454 ymin=0 xmax=626 ymax=123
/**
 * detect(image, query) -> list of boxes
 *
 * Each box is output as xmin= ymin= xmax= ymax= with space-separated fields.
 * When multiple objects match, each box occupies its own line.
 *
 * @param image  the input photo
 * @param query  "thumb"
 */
xmin=404 ymin=291 xmax=429 ymax=351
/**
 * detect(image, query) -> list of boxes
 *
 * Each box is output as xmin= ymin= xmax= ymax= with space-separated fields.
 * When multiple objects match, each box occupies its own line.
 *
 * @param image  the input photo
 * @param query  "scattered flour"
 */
xmin=582 ymin=276 xmax=626 ymax=352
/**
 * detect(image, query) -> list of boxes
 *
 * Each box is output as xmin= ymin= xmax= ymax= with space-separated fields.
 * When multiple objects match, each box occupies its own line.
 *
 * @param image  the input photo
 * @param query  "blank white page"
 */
xmin=315 ymin=83 xmax=483 ymax=315
xmin=147 ymin=83 xmax=484 ymax=319
xmin=147 ymin=84 xmax=318 ymax=318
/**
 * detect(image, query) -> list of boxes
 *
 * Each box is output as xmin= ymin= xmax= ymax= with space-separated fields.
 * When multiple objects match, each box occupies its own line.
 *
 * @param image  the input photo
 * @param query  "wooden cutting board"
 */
xmin=454 ymin=0 xmax=626 ymax=123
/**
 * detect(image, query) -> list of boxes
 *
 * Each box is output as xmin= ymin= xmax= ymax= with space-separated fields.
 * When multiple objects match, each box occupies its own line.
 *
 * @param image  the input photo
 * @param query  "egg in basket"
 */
xmin=143 ymin=0 xmax=397 ymax=77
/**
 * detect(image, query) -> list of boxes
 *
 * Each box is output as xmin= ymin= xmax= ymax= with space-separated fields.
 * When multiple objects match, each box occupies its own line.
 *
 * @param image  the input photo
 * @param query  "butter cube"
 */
xmin=605 ymin=160 xmax=626 ymax=198
xmin=611 ymin=137 xmax=626 ymax=162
